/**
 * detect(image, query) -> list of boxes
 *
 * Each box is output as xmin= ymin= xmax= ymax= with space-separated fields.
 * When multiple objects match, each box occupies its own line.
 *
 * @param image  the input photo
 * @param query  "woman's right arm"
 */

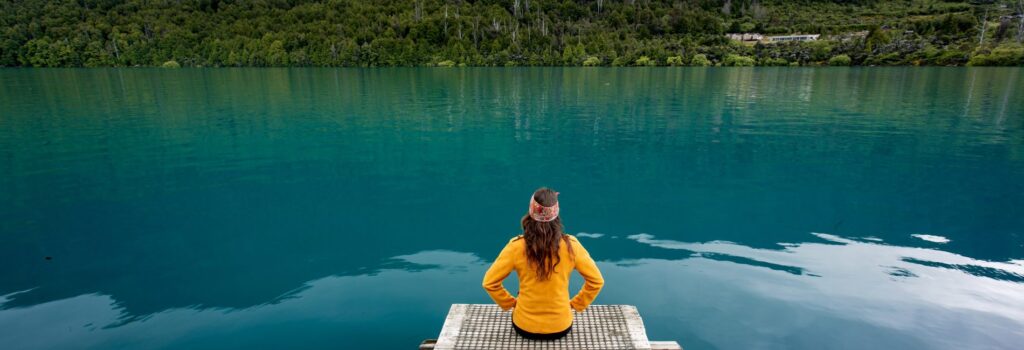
xmin=570 ymin=238 xmax=604 ymax=312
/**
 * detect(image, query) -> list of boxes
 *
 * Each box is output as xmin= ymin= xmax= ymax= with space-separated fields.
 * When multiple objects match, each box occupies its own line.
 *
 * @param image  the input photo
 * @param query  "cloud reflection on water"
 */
xmin=2 ymin=234 xmax=1022 ymax=350
xmin=621 ymin=232 xmax=1024 ymax=349
xmin=0 ymin=251 xmax=484 ymax=350
xmin=911 ymin=234 xmax=951 ymax=244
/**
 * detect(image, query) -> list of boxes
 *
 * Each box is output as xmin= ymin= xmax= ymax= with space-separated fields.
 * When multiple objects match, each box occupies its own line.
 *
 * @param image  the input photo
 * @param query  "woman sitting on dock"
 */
xmin=483 ymin=187 xmax=605 ymax=340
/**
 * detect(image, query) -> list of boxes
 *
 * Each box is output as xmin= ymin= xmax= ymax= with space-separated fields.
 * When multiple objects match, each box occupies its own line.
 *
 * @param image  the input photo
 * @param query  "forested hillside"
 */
xmin=2 ymin=0 xmax=1022 ymax=67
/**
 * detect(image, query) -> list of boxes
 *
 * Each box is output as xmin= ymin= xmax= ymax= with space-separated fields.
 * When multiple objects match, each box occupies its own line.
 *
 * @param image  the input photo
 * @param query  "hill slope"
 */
xmin=1 ymin=0 xmax=1022 ymax=67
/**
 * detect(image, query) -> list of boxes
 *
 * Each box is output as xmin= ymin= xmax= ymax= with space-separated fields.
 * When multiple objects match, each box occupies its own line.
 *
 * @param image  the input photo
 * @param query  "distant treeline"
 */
xmin=1 ymin=0 xmax=1022 ymax=67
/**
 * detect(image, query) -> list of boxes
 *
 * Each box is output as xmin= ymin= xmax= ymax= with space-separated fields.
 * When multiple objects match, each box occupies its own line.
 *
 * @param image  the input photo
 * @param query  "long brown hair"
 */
xmin=521 ymin=187 xmax=574 ymax=280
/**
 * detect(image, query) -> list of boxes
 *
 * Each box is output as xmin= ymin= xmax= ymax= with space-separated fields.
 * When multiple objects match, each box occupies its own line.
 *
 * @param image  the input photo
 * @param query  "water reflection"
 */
xmin=0 ymin=251 xmax=485 ymax=349
xmin=606 ymin=233 xmax=1024 ymax=349
xmin=3 ymin=234 xmax=1023 ymax=350
xmin=1 ymin=68 xmax=1022 ymax=349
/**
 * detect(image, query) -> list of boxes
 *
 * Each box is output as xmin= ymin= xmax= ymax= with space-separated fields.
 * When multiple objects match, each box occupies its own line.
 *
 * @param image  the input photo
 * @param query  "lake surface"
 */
xmin=1 ymin=68 xmax=1023 ymax=350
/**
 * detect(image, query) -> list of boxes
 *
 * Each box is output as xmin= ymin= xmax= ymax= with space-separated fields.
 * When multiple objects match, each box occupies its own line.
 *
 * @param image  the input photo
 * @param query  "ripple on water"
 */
xmin=3 ymin=234 xmax=1022 ymax=350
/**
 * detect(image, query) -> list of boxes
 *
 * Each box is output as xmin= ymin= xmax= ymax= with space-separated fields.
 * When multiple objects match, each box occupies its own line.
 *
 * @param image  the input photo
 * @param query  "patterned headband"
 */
xmin=529 ymin=193 xmax=560 ymax=222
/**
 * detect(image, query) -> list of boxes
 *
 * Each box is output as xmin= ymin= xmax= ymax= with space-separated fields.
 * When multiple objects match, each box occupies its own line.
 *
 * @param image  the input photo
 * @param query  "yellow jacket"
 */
xmin=482 ymin=234 xmax=604 ymax=334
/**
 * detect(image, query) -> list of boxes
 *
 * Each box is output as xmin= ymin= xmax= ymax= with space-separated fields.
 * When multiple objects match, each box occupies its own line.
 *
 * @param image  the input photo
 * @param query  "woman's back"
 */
xmin=483 ymin=234 xmax=604 ymax=334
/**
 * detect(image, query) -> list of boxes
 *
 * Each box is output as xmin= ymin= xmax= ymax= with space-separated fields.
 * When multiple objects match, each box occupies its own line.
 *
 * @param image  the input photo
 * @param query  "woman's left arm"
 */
xmin=482 ymin=240 xmax=518 ymax=310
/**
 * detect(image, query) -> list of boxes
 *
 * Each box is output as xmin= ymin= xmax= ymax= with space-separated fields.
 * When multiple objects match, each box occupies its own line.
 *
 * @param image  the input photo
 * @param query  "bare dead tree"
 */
xmin=111 ymin=35 xmax=120 ymax=60
xmin=541 ymin=12 xmax=547 ymax=36
xmin=751 ymin=0 xmax=767 ymax=21
xmin=473 ymin=16 xmax=480 ymax=48
xmin=415 ymin=0 xmax=423 ymax=22
xmin=1018 ymin=0 xmax=1024 ymax=43
xmin=514 ymin=0 xmax=521 ymax=18
xmin=456 ymin=8 xmax=463 ymax=40
xmin=631 ymin=5 xmax=638 ymax=30
xmin=979 ymin=8 xmax=988 ymax=45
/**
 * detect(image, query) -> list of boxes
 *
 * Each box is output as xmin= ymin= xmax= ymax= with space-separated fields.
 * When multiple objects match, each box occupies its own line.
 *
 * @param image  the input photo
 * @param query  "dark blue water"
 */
xmin=1 ymin=68 xmax=1023 ymax=349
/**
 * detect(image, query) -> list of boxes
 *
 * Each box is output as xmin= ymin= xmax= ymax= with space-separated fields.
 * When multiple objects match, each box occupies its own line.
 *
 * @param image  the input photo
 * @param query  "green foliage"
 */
xmin=933 ymin=49 xmax=970 ymax=66
xmin=968 ymin=44 xmax=1024 ymax=66
xmin=690 ymin=54 xmax=712 ymax=67
xmin=863 ymin=52 xmax=903 ymax=66
xmin=0 ymin=0 xmax=1014 ymax=67
xmin=583 ymin=56 xmax=602 ymax=67
xmin=635 ymin=56 xmax=656 ymax=66
xmin=161 ymin=60 xmax=181 ymax=68
xmin=437 ymin=60 xmax=456 ymax=67
xmin=562 ymin=44 xmax=587 ymax=66
xmin=829 ymin=54 xmax=852 ymax=66
xmin=865 ymin=26 xmax=892 ymax=53
xmin=761 ymin=57 xmax=789 ymax=66
xmin=723 ymin=54 xmax=755 ymax=66
xmin=807 ymin=41 xmax=836 ymax=62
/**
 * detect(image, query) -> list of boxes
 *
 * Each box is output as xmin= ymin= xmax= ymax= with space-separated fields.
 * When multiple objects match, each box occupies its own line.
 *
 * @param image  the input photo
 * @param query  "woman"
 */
xmin=482 ymin=187 xmax=604 ymax=340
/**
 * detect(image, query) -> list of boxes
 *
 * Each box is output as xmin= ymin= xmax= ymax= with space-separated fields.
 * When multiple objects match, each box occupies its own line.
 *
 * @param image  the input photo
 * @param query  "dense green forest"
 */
xmin=2 ymin=0 xmax=1023 ymax=67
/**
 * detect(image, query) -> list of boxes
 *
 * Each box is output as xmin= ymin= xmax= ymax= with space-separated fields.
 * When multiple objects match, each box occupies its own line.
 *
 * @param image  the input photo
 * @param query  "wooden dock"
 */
xmin=420 ymin=304 xmax=681 ymax=350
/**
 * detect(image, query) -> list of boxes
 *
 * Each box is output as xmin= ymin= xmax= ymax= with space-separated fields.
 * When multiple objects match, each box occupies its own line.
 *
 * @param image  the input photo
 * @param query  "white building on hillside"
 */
xmin=726 ymin=33 xmax=764 ymax=42
xmin=765 ymin=34 xmax=820 ymax=43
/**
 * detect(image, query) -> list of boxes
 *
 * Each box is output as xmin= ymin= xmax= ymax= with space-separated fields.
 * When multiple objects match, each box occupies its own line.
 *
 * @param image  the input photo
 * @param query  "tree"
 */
xmin=635 ymin=55 xmax=656 ymax=66
xmin=690 ymin=54 xmax=712 ymax=66
xmin=561 ymin=44 xmax=586 ymax=65
xmin=267 ymin=40 xmax=289 ymax=66
xmin=761 ymin=57 xmax=788 ymax=66
xmin=828 ymin=54 xmax=852 ymax=66
xmin=723 ymin=54 xmax=755 ymax=66
xmin=968 ymin=44 xmax=1024 ymax=66
xmin=0 ymin=0 xmax=1005 ymax=67
xmin=865 ymin=26 xmax=891 ymax=54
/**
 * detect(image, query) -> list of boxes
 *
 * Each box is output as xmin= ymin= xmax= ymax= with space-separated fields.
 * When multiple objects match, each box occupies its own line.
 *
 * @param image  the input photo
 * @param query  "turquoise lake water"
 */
xmin=1 ymin=68 xmax=1023 ymax=349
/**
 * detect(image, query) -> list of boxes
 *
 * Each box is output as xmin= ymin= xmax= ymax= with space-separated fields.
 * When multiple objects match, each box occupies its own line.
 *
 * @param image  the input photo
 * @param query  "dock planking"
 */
xmin=420 ymin=304 xmax=681 ymax=350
